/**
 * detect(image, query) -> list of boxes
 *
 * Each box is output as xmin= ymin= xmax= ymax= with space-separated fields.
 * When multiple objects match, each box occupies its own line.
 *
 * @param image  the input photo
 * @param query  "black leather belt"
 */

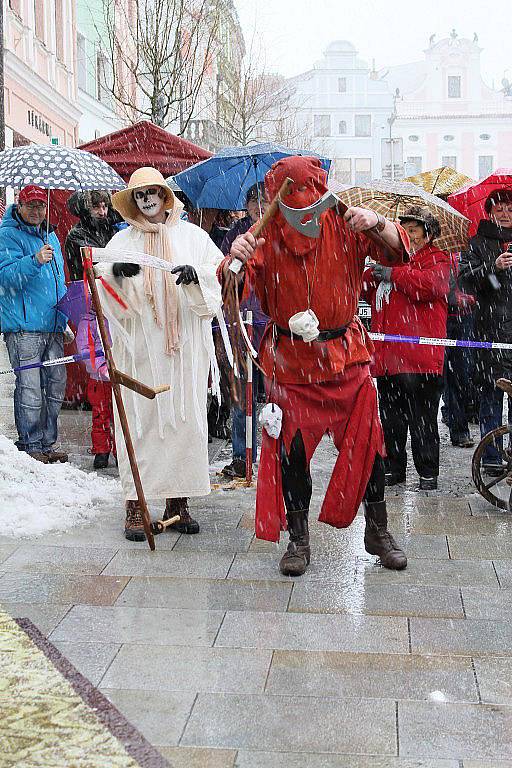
xmin=275 ymin=323 xmax=348 ymax=342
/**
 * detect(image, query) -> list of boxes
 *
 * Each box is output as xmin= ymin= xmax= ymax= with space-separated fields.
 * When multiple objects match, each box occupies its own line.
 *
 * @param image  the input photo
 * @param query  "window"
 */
xmin=333 ymin=158 xmax=351 ymax=184
xmin=77 ymin=33 xmax=87 ymax=91
xmin=443 ymin=135 xmax=454 ymax=142
xmin=448 ymin=76 xmax=461 ymax=98
xmin=313 ymin=114 xmax=331 ymax=137
xmin=338 ymin=120 xmax=347 ymax=135
xmin=55 ymin=0 xmax=64 ymax=61
xmin=34 ymin=0 xmax=44 ymax=41
xmin=338 ymin=77 xmax=347 ymax=93
xmin=406 ymin=156 xmax=423 ymax=175
xmin=480 ymin=133 xmax=491 ymax=141
xmin=96 ymin=50 xmax=113 ymax=107
xmin=478 ymin=155 xmax=493 ymax=179
xmin=442 ymin=156 xmax=457 ymax=170
xmin=409 ymin=135 xmax=419 ymax=142
xmin=355 ymin=115 xmax=371 ymax=137
xmin=354 ymin=158 xmax=372 ymax=184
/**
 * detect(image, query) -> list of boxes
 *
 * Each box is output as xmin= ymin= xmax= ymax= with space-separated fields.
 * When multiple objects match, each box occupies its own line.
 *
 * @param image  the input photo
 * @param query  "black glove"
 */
xmin=372 ymin=264 xmax=392 ymax=282
xmin=171 ymin=265 xmax=199 ymax=285
xmin=112 ymin=262 xmax=141 ymax=278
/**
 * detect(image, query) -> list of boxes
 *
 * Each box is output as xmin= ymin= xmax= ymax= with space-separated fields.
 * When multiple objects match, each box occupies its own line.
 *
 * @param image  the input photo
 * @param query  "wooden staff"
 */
xmin=82 ymin=247 xmax=159 ymax=550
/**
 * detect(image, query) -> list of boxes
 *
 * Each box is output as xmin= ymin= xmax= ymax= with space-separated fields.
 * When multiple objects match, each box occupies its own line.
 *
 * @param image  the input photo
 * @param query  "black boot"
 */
xmin=364 ymin=500 xmax=407 ymax=570
xmin=163 ymin=498 xmax=200 ymax=534
xmin=93 ymin=452 xmax=110 ymax=470
xmin=279 ymin=509 xmax=310 ymax=576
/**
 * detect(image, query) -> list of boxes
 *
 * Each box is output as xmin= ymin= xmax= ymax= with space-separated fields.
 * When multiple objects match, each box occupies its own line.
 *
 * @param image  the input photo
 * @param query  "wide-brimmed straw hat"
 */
xmin=112 ymin=167 xmax=176 ymax=220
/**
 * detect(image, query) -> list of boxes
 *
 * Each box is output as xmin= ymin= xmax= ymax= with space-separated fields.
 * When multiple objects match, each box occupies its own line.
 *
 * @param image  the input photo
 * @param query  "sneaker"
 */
xmin=419 ymin=476 xmax=438 ymax=491
xmin=93 ymin=452 xmax=110 ymax=470
xmin=221 ymin=458 xmax=246 ymax=479
xmin=43 ymin=449 xmax=68 ymax=463
xmin=124 ymin=501 xmax=146 ymax=542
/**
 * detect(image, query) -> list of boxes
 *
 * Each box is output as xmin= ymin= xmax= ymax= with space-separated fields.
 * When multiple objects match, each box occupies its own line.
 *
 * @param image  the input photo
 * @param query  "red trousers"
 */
xmin=87 ymin=379 xmax=115 ymax=455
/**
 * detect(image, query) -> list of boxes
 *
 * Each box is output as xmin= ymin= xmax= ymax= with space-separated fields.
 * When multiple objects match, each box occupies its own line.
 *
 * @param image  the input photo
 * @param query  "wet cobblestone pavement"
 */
xmin=2 ymin=343 xmax=512 ymax=765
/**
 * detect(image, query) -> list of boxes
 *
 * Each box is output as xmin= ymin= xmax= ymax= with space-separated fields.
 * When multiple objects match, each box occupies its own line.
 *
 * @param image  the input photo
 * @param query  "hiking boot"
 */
xmin=93 ymin=452 xmax=110 ymax=470
xmin=28 ymin=451 xmax=50 ymax=464
xmin=364 ymin=500 xmax=407 ymax=570
xmin=43 ymin=449 xmax=68 ymax=463
xmin=419 ymin=476 xmax=438 ymax=491
xmin=279 ymin=509 xmax=310 ymax=577
xmin=221 ymin=458 xmax=246 ymax=479
xmin=124 ymin=500 xmax=146 ymax=542
xmin=163 ymin=498 xmax=200 ymax=534
xmin=451 ymin=437 xmax=475 ymax=448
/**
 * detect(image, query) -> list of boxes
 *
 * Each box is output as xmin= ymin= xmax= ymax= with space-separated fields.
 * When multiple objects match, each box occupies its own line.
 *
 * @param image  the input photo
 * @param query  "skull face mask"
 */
xmin=133 ymin=186 xmax=165 ymax=218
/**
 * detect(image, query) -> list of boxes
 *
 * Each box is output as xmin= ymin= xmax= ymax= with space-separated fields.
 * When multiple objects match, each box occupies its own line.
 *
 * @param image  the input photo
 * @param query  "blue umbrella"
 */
xmin=172 ymin=143 xmax=331 ymax=210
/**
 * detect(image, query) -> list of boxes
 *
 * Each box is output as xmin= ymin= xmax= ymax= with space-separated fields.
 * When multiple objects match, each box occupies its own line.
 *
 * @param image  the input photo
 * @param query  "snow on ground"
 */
xmin=0 ymin=435 xmax=121 ymax=538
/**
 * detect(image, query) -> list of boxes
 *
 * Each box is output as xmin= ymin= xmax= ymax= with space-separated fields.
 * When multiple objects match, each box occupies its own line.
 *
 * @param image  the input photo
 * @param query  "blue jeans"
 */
xmin=232 ymin=385 xmax=258 ymax=461
xmin=4 ymin=332 xmax=66 ymax=453
xmin=444 ymin=314 xmax=474 ymax=443
xmin=479 ymin=381 xmax=512 ymax=465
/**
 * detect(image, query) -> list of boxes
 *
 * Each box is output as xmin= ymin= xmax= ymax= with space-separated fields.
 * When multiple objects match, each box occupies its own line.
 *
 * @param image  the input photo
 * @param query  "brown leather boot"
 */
xmin=279 ymin=509 xmax=310 ymax=576
xmin=163 ymin=498 xmax=200 ymax=534
xmin=43 ymin=448 xmax=68 ymax=463
xmin=364 ymin=500 xmax=407 ymax=570
xmin=124 ymin=500 xmax=146 ymax=542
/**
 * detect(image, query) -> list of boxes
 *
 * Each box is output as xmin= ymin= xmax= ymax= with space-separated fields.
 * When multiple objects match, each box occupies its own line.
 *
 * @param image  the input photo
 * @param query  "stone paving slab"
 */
xmin=288 ymin=583 xmax=463 ymax=618
xmin=0 ymin=541 xmax=19 ymax=562
xmin=228 ymin=553 xmax=356 ymax=584
xmin=0 ymin=602 xmax=72 ymax=636
xmin=463 ymin=761 xmax=512 ymax=767
xmin=410 ymin=617 xmax=512 ymax=656
xmin=389 ymin=512 xmax=512 ymax=536
xmin=0 ymin=544 xmax=118 ymax=575
xmin=0 ymin=572 xmax=129 ymax=606
xmin=265 ymin=650 xmax=478 ymax=702
xmin=461 ymin=587 xmax=512 ymax=621
xmin=116 ymin=577 xmax=292 ymax=612
xmin=101 ymin=688 xmax=196 ymax=747
xmin=473 ymin=657 xmax=512 ymax=706
xmin=356 ymin=558 xmax=500 ymax=587
xmin=102 ymin=645 xmax=272 ymax=694
xmin=159 ymin=747 xmax=236 ymax=768
xmin=181 ymin=693 xmax=397 ymax=754
xmin=234 ymin=754 xmax=459 ymax=768
xmin=173 ymin=529 xmax=255 ymax=553
xmin=102 ymin=550 xmax=235 ymax=578
xmin=493 ymin=561 xmax=512 ymax=587
xmin=51 ymin=640 xmax=121 ymax=686
xmin=50 ymin=605 xmax=225 ymax=646
xmin=215 ymin=610 xmax=409 ymax=653
xmin=448 ymin=536 xmax=512 ymax=560
xmin=398 ymin=700 xmax=512 ymax=760
xmin=37 ymin=515 xmax=182 ymax=550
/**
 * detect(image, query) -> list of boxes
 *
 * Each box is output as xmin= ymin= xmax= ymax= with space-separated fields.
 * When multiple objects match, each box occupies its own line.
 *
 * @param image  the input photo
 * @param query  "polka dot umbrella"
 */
xmin=0 ymin=144 xmax=126 ymax=191
xmin=0 ymin=143 xmax=126 ymax=239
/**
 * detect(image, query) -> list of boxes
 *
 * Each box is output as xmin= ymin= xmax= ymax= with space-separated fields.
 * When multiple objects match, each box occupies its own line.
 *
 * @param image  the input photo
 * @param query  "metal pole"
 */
xmin=245 ymin=310 xmax=253 ymax=484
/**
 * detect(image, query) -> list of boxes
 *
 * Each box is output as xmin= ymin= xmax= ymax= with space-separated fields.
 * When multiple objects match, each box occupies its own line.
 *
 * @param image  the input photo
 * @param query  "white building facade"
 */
xmin=388 ymin=34 xmax=512 ymax=180
xmin=288 ymin=41 xmax=394 ymax=184
xmin=288 ymin=34 xmax=512 ymax=183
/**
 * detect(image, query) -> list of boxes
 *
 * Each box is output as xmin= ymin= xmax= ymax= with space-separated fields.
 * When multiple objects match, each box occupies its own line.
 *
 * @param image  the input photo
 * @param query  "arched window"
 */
xmin=339 ymin=120 xmax=347 ymax=135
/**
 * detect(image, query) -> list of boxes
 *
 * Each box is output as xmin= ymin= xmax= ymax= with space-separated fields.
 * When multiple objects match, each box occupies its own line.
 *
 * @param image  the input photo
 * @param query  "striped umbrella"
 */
xmin=336 ymin=179 xmax=470 ymax=253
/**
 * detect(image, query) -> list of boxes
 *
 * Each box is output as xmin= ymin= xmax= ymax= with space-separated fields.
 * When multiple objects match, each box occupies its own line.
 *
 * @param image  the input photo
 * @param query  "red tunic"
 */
xmin=244 ymin=209 xmax=409 ymax=384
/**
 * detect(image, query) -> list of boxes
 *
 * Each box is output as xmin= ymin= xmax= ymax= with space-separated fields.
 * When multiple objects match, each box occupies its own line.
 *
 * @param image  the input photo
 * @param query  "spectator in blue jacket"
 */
xmin=0 ymin=185 xmax=68 ymax=464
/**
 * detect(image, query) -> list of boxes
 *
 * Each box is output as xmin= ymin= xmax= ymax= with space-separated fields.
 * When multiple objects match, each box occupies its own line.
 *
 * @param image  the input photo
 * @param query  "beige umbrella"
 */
xmin=404 ymin=166 xmax=473 ymax=198
xmin=336 ymin=179 xmax=470 ymax=252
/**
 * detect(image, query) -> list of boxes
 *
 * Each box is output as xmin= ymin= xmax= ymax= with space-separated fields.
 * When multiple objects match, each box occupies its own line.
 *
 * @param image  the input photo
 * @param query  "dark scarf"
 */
xmin=477 ymin=218 xmax=512 ymax=242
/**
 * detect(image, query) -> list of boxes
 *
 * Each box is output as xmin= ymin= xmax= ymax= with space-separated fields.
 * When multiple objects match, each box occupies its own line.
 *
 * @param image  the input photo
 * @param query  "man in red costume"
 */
xmin=224 ymin=156 xmax=409 ymax=576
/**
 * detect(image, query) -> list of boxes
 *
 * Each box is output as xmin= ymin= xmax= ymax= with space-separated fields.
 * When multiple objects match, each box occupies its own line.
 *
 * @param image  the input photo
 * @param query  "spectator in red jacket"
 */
xmin=362 ymin=206 xmax=450 ymax=490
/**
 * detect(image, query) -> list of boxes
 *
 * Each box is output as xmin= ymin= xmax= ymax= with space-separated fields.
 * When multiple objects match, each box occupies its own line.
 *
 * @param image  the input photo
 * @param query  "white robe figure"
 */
xmin=96 ymin=220 xmax=223 ymax=501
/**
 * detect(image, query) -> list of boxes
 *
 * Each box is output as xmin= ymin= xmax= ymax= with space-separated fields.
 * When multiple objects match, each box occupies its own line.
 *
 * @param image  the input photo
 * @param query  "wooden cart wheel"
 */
xmin=472 ymin=425 xmax=512 ymax=511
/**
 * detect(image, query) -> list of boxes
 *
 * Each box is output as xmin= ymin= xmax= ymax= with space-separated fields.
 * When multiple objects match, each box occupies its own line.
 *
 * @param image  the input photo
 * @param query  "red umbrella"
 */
xmin=448 ymin=168 xmax=512 ymax=237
